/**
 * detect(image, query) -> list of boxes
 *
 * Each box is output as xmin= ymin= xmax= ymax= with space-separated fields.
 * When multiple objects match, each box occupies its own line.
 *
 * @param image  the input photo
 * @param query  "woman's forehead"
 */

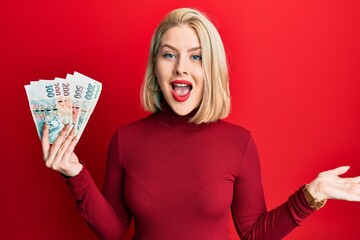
xmin=159 ymin=25 xmax=201 ymax=50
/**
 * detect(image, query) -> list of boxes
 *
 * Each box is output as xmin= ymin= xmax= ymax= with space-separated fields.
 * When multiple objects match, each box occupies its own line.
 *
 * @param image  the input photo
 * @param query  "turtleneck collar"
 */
xmin=153 ymin=99 xmax=209 ymax=130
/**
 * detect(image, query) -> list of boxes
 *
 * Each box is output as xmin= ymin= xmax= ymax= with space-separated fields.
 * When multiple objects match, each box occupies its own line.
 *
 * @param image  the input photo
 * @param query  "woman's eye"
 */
xmin=163 ymin=53 xmax=175 ymax=59
xmin=191 ymin=55 xmax=202 ymax=61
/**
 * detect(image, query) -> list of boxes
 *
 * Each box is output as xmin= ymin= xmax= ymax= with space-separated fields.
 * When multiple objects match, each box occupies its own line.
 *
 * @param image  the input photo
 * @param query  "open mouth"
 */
xmin=171 ymin=80 xmax=193 ymax=102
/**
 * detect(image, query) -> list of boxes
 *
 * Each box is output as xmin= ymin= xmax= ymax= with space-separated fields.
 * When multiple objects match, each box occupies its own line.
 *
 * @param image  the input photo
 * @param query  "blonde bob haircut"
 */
xmin=141 ymin=8 xmax=230 ymax=124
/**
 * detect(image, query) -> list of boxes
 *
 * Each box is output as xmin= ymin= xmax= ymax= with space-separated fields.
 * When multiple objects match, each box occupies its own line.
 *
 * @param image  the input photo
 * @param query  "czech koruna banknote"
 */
xmin=25 ymin=72 xmax=102 ymax=143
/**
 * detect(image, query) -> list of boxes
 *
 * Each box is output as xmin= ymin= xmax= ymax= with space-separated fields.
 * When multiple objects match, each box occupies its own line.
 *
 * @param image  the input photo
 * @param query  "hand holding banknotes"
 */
xmin=25 ymin=72 xmax=101 ymax=177
xmin=42 ymin=123 xmax=82 ymax=177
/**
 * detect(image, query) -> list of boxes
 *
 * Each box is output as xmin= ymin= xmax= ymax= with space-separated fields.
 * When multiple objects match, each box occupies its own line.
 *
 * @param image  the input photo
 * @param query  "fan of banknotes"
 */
xmin=25 ymin=71 xmax=102 ymax=143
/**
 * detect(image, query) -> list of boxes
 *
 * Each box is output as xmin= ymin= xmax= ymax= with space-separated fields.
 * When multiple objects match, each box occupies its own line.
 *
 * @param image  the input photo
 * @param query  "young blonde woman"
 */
xmin=42 ymin=8 xmax=360 ymax=240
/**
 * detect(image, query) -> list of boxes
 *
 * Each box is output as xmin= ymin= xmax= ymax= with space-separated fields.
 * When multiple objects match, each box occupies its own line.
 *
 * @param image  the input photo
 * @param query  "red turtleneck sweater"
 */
xmin=65 ymin=104 xmax=314 ymax=240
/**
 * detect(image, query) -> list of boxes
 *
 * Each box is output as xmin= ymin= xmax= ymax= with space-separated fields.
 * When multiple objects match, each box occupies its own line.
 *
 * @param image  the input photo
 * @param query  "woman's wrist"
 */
xmin=303 ymin=182 xmax=327 ymax=210
xmin=306 ymin=179 xmax=328 ymax=201
xmin=62 ymin=163 xmax=83 ymax=178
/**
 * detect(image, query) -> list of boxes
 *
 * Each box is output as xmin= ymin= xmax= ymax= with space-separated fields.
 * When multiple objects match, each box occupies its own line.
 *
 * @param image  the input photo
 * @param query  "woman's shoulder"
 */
xmin=113 ymin=114 xmax=158 ymax=135
xmin=214 ymin=120 xmax=251 ymax=136
xmin=193 ymin=120 xmax=253 ymax=145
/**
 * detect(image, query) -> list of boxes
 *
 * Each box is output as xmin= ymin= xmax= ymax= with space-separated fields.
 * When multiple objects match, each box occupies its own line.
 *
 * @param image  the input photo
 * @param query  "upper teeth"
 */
xmin=173 ymin=83 xmax=189 ymax=87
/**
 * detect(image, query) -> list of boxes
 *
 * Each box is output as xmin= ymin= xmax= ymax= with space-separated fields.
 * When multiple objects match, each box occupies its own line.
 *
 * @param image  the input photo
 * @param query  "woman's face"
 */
xmin=155 ymin=25 xmax=204 ymax=116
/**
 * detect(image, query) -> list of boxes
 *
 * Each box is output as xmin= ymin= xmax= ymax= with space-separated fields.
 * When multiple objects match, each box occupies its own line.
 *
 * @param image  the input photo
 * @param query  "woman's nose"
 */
xmin=173 ymin=57 xmax=188 ymax=75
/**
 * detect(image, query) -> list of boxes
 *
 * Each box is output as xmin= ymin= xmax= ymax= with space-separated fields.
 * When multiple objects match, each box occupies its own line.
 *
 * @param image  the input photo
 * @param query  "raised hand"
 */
xmin=42 ymin=123 xmax=83 ymax=177
xmin=307 ymin=166 xmax=360 ymax=202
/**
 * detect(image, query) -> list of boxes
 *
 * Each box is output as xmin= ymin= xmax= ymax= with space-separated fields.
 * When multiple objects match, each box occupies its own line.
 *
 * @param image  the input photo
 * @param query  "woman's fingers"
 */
xmin=41 ymin=124 xmax=81 ymax=176
xmin=44 ymin=124 xmax=71 ymax=168
xmin=315 ymin=166 xmax=360 ymax=201
xmin=41 ymin=123 xmax=50 ymax=159
xmin=44 ymin=124 xmax=70 ymax=163
xmin=53 ymin=133 xmax=80 ymax=176
xmin=328 ymin=166 xmax=350 ymax=176
xmin=61 ymin=136 xmax=79 ymax=174
xmin=52 ymin=127 xmax=76 ymax=167
xmin=353 ymin=176 xmax=360 ymax=183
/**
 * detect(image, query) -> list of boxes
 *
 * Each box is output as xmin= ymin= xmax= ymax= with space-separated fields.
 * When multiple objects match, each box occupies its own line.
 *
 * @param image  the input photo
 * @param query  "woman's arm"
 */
xmin=232 ymin=134 xmax=360 ymax=240
xmin=42 ymin=124 xmax=132 ymax=239
xmin=231 ymin=135 xmax=313 ymax=240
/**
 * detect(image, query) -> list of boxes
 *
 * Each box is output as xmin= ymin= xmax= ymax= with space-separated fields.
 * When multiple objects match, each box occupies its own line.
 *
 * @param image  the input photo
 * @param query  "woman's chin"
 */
xmin=170 ymin=104 xmax=195 ymax=116
xmin=173 ymin=108 xmax=192 ymax=116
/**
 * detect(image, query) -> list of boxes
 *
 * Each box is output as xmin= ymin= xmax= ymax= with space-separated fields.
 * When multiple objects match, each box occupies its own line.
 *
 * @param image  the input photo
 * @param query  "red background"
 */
xmin=2 ymin=0 xmax=360 ymax=239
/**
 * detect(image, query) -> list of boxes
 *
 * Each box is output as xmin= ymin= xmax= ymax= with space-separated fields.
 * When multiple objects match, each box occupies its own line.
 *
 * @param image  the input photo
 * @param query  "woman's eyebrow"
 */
xmin=188 ymin=46 xmax=201 ymax=52
xmin=160 ymin=44 xmax=177 ymax=51
xmin=160 ymin=44 xmax=201 ymax=52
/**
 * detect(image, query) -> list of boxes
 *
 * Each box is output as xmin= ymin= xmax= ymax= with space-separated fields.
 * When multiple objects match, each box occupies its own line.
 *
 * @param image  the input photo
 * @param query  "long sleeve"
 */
xmin=231 ymin=135 xmax=315 ymax=240
xmin=65 ymin=132 xmax=132 ymax=240
xmin=64 ymin=110 xmax=315 ymax=239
